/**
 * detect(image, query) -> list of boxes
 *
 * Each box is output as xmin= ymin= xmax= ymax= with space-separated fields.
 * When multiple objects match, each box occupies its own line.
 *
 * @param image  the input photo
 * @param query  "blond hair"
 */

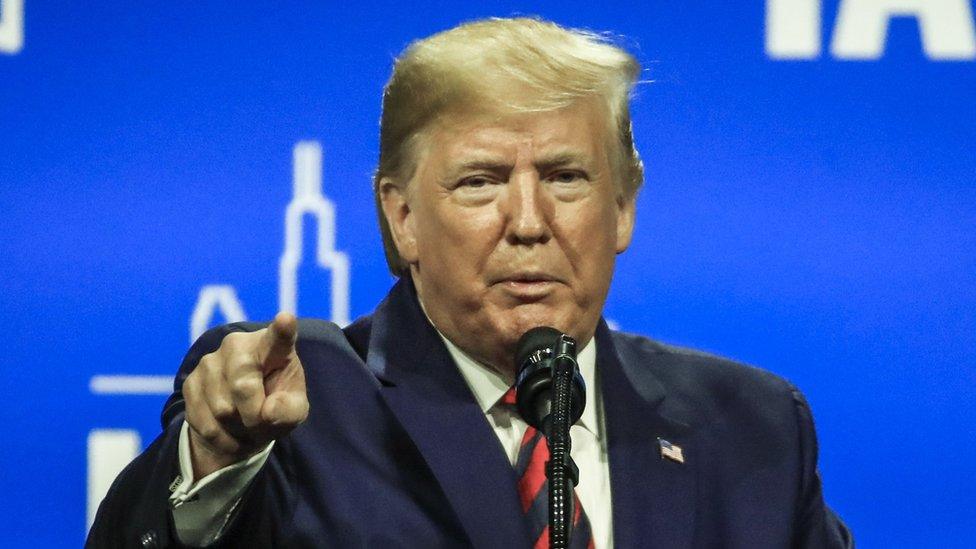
xmin=375 ymin=17 xmax=644 ymax=274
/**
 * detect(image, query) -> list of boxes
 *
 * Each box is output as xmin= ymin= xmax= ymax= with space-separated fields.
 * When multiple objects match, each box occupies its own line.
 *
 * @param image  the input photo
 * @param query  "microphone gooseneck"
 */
xmin=514 ymin=327 xmax=586 ymax=549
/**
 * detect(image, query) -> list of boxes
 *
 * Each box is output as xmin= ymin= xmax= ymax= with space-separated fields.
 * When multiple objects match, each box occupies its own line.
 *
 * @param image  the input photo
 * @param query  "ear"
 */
xmin=615 ymin=195 xmax=636 ymax=254
xmin=379 ymin=177 xmax=419 ymax=264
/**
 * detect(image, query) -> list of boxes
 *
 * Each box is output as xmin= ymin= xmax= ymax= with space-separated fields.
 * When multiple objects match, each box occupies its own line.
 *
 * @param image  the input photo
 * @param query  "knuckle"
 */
xmin=182 ymin=375 xmax=201 ymax=403
xmin=182 ymin=372 xmax=197 ymax=393
xmin=211 ymin=398 xmax=236 ymax=421
xmin=196 ymin=423 xmax=220 ymax=443
xmin=194 ymin=355 xmax=214 ymax=378
xmin=186 ymin=410 xmax=216 ymax=440
xmin=231 ymin=377 xmax=263 ymax=400
xmin=225 ymin=353 xmax=257 ymax=374
xmin=219 ymin=331 xmax=248 ymax=353
xmin=198 ymin=352 xmax=216 ymax=369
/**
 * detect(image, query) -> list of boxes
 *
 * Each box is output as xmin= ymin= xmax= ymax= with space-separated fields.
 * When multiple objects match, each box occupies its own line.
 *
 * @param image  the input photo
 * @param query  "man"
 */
xmin=89 ymin=17 xmax=852 ymax=548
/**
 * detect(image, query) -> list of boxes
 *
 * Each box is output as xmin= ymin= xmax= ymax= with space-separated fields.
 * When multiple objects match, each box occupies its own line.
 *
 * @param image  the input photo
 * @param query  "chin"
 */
xmin=495 ymin=304 xmax=574 ymax=341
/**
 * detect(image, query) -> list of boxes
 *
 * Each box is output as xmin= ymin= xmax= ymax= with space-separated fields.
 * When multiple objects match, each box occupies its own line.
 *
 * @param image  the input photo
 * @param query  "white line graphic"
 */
xmin=279 ymin=141 xmax=351 ymax=325
xmin=0 ymin=0 xmax=24 ymax=54
xmin=89 ymin=375 xmax=173 ymax=395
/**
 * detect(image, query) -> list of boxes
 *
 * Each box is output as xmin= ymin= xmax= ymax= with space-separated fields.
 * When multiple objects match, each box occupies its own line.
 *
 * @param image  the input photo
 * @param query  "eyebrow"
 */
xmin=455 ymin=158 xmax=512 ymax=173
xmin=446 ymin=150 xmax=592 ymax=179
xmin=533 ymin=151 xmax=591 ymax=173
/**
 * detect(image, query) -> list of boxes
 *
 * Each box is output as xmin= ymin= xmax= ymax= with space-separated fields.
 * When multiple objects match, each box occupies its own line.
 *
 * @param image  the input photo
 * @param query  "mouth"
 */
xmin=492 ymin=272 xmax=563 ymax=300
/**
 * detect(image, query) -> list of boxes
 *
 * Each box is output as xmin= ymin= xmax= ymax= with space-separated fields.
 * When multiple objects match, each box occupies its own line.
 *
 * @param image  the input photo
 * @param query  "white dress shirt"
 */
xmin=441 ymin=334 xmax=614 ymax=549
xmin=170 ymin=332 xmax=614 ymax=548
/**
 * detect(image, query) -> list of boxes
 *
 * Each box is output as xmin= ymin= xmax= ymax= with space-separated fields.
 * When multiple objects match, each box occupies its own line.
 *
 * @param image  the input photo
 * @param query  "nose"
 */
xmin=504 ymin=170 xmax=551 ymax=245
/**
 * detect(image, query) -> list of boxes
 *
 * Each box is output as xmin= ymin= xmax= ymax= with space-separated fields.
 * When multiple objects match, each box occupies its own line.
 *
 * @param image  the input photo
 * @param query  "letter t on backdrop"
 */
xmin=766 ymin=0 xmax=822 ymax=59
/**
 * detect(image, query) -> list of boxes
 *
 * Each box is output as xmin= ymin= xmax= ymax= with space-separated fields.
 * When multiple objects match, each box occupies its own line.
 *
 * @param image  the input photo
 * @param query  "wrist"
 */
xmin=188 ymin=430 xmax=255 ymax=479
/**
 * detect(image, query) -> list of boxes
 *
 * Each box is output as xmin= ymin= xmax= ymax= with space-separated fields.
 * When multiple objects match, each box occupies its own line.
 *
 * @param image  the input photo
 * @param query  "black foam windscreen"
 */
xmin=515 ymin=326 xmax=561 ymax=369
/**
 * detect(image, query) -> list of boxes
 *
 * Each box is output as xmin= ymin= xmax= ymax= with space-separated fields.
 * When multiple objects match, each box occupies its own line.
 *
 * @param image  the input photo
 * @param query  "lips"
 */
xmin=493 ymin=271 xmax=561 ymax=284
xmin=491 ymin=271 xmax=564 ymax=300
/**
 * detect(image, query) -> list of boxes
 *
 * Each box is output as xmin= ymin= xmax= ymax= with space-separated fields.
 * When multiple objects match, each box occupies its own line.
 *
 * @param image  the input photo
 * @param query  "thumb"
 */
xmin=261 ymin=390 xmax=309 ymax=427
xmin=259 ymin=311 xmax=298 ymax=369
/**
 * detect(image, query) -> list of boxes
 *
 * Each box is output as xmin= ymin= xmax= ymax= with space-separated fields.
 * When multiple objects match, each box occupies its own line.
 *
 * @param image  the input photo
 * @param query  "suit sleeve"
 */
xmin=790 ymin=389 xmax=855 ymax=549
xmin=86 ymin=321 xmax=281 ymax=549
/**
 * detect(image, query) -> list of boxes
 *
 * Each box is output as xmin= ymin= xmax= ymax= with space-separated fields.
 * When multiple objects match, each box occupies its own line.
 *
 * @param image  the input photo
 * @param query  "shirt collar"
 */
xmin=416 ymin=292 xmax=601 ymax=437
xmin=438 ymin=331 xmax=601 ymax=438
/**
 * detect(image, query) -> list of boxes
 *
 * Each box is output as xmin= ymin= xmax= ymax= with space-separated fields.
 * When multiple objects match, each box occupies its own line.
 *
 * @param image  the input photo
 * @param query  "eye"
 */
xmin=451 ymin=174 xmax=502 ymax=205
xmin=459 ymin=176 xmax=491 ymax=188
xmin=547 ymin=170 xmax=587 ymax=184
xmin=456 ymin=173 xmax=504 ymax=189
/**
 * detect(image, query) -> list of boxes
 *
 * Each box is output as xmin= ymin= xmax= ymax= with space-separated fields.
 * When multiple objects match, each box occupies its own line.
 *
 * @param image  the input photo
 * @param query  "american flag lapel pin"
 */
xmin=658 ymin=438 xmax=685 ymax=464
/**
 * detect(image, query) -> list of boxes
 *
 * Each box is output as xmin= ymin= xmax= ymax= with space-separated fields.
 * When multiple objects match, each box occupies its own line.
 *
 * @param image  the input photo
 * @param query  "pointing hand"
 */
xmin=182 ymin=312 xmax=309 ymax=478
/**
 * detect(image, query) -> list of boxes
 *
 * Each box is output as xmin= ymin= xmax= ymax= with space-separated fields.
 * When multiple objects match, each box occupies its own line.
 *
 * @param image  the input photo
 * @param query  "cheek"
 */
xmin=563 ymin=206 xmax=619 ymax=288
xmin=565 ymin=203 xmax=619 ymax=252
xmin=418 ymin=204 xmax=501 ymax=270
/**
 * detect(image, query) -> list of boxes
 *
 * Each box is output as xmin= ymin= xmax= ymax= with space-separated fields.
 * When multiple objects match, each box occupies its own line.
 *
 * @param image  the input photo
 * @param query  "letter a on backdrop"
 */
xmin=832 ymin=0 xmax=976 ymax=60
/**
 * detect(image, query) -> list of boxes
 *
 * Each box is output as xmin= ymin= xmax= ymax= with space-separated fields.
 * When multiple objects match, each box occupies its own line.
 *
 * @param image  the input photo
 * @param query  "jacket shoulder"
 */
xmin=608 ymin=330 xmax=802 ymax=423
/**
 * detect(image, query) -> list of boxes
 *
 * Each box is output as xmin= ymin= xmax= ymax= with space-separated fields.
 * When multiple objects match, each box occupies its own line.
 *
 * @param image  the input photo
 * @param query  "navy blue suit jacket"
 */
xmin=88 ymin=278 xmax=852 ymax=548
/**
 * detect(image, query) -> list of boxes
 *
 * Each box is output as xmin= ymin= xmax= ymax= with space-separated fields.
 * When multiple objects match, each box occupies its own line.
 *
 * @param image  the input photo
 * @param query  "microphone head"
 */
xmin=514 ymin=326 xmax=586 ymax=432
xmin=515 ymin=326 xmax=562 ymax=371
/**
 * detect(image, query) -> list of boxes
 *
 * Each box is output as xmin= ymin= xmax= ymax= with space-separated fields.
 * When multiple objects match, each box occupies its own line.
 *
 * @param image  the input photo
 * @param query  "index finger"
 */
xmin=258 ymin=312 xmax=298 ymax=368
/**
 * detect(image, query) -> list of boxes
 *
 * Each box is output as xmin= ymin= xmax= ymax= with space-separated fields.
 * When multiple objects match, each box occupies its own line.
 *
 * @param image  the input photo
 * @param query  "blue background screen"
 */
xmin=1 ymin=2 xmax=974 ymax=546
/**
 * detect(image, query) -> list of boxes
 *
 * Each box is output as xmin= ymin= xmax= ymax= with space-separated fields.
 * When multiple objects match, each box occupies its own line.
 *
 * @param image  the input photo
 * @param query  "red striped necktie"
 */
xmin=502 ymin=388 xmax=595 ymax=549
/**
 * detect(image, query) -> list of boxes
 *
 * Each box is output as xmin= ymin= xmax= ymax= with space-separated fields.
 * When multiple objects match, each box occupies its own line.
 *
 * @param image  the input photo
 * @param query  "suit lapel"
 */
xmin=366 ymin=279 xmax=530 ymax=548
xmin=597 ymin=322 xmax=698 ymax=548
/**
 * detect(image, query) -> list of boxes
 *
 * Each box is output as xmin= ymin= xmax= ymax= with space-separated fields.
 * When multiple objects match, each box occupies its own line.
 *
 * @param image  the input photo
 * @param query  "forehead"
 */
xmin=416 ymin=99 xmax=612 ymax=169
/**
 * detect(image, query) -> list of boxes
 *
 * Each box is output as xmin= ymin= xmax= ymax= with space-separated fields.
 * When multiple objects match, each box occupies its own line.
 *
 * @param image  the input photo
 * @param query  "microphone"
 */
xmin=514 ymin=327 xmax=586 ymax=432
xmin=514 ymin=327 xmax=587 ymax=549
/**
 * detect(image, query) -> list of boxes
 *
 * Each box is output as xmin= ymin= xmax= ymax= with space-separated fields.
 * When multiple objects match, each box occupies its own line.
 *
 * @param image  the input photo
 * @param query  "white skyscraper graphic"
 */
xmin=187 ymin=140 xmax=351 ymax=342
xmin=89 ymin=140 xmax=351 ymax=530
xmin=279 ymin=141 xmax=351 ymax=325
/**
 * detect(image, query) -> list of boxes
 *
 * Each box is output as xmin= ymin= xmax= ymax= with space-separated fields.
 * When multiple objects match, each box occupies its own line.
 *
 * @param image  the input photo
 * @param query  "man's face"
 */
xmin=381 ymin=98 xmax=635 ymax=375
